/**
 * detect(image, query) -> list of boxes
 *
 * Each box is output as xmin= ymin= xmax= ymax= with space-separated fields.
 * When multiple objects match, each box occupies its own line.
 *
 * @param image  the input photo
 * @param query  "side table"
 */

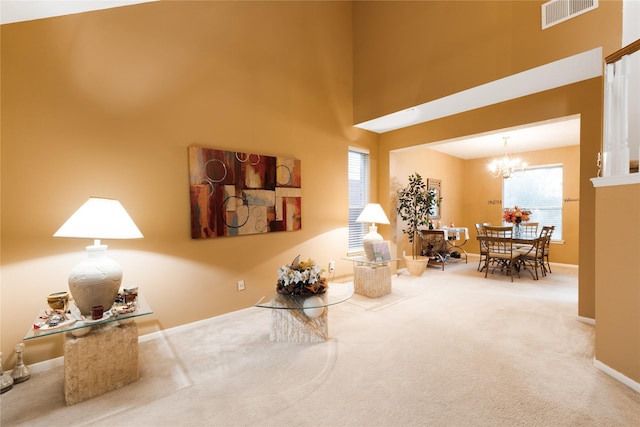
xmin=343 ymin=256 xmax=398 ymax=298
xmin=24 ymin=293 xmax=153 ymax=405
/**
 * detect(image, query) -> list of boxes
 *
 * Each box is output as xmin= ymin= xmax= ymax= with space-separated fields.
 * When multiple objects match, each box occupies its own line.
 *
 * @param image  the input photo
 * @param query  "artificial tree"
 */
xmin=397 ymin=172 xmax=440 ymax=260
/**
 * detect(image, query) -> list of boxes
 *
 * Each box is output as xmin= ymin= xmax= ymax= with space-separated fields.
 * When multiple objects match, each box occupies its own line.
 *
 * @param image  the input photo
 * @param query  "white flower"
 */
xmin=277 ymin=259 xmax=324 ymax=285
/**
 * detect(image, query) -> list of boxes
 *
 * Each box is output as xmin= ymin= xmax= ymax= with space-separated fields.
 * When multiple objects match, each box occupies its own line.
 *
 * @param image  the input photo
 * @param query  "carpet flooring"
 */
xmin=2 ymin=259 xmax=639 ymax=426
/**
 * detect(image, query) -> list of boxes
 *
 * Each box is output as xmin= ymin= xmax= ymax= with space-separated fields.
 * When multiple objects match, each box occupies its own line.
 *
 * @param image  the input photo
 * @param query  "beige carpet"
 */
xmin=2 ymin=260 xmax=639 ymax=426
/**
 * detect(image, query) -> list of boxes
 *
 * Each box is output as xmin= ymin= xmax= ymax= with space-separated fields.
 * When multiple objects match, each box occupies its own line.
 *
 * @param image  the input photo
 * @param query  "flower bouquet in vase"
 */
xmin=276 ymin=256 xmax=328 ymax=297
xmin=276 ymin=256 xmax=328 ymax=318
xmin=503 ymin=206 xmax=532 ymax=237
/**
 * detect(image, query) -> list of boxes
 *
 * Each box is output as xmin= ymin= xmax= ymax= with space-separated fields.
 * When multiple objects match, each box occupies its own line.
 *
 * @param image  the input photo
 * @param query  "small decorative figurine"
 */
xmin=11 ymin=343 xmax=30 ymax=383
xmin=1 ymin=352 xmax=14 ymax=393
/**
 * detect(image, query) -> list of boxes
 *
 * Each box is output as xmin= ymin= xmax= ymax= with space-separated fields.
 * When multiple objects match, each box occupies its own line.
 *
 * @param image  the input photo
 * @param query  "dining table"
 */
xmin=477 ymin=233 xmax=542 ymax=280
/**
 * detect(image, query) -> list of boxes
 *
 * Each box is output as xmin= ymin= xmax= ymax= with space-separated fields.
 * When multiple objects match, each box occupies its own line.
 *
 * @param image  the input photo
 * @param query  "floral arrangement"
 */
xmin=276 ymin=256 xmax=328 ymax=296
xmin=503 ymin=205 xmax=532 ymax=224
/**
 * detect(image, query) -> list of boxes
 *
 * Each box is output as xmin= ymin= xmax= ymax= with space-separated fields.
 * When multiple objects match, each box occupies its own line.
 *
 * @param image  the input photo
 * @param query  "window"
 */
xmin=348 ymin=148 xmax=370 ymax=253
xmin=503 ymin=165 xmax=563 ymax=240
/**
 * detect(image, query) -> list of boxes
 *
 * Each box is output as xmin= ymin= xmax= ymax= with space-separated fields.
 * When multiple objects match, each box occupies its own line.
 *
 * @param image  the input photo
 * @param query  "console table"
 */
xmin=420 ymin=227 xmax=469 ymax=269
xmin=24 ymin=294 xmax=153 ymax=405
xmin=255 ymin=284 xmax=353 ymax=342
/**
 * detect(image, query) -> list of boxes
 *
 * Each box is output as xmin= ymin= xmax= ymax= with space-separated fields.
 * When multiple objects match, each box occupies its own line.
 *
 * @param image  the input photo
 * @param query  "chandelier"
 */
xmin=487 ymin=137 xmax=527 ymax=179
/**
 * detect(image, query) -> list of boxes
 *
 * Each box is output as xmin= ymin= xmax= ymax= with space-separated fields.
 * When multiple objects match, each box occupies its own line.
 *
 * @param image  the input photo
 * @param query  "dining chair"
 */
xmin=516 ymin=226 xmax=551 ymax=280
xmin=513 ymin=222 xmax=538 ymax=250
xmin=475 ymin=223 xmax=489 ymax=272
xmin=520 ymin=222 xmax=538 ymax=237
xmin=540 ymin=225 xmax=555 ymax=274
xmin=483 ymin=226 xmax=520 ymax=282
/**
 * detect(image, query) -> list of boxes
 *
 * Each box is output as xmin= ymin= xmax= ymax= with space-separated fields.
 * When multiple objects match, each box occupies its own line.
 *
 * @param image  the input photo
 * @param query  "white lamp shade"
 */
xmin=54 ymin=197 xmax=143 ymax=240
xmin=356 ymin=203 xmax=390 ymax=225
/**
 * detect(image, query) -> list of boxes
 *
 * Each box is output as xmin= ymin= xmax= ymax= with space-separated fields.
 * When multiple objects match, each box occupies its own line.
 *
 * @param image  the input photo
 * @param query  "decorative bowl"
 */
xmin=47 ymin=291 xmax=69 ymax=311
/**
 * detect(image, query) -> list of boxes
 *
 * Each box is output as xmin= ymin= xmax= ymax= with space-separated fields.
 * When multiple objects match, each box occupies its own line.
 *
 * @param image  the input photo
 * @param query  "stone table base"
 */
xmin=269 ymin=295 xmax=328 ymax=342
xmin=64 ymin=322 xmax=139 ymax=405
xmin=354 ymin=264 xmax=391 ymax=298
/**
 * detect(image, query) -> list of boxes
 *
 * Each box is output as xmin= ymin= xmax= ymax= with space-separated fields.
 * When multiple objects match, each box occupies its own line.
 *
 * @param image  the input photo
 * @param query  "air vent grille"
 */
xmin=542 ymin=0 xmax=598 ymax=29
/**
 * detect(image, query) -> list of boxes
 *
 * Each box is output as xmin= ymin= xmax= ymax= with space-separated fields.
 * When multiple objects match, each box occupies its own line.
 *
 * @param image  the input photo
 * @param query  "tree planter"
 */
xmin=404 ymin=256 xmax=429 ymax=276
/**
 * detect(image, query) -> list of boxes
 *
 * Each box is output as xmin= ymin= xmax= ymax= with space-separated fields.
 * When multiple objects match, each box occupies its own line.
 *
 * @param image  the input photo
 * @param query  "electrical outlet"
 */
xmin=237 ymin=280 xmax=245 ymax=291
xmin=329 ymin=260 xmax=335 ymax=273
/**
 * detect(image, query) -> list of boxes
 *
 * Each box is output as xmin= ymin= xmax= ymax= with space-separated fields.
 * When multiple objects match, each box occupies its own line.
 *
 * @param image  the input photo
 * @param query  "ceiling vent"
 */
xmin=542 ymin=0 xmax=598 ymax=29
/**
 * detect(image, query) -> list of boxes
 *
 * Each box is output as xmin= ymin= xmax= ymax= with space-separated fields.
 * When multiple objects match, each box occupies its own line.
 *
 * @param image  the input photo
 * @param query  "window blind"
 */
xmin=348 ymin=149 xmax=370 ymax=253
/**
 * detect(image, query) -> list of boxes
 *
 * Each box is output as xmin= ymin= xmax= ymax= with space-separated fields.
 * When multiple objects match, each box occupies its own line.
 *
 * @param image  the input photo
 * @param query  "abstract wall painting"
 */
xmin=188 ymin=146 xmax=302 ymax=239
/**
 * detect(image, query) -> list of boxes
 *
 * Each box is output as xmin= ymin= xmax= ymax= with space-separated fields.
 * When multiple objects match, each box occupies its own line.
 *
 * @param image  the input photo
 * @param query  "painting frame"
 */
xmin=188 ymin=145 xmax=302 ymax=239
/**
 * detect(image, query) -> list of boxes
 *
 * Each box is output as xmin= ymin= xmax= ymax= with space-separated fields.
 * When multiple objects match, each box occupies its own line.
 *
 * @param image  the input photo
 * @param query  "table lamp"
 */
xmin=356 ymin=203 xmax=390 ymax=261
xmin=54 ymin=197 xmax=143 ymax=315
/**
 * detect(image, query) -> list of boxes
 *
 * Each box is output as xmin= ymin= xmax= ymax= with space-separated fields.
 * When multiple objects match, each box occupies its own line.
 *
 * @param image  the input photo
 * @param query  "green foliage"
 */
xmin=396 ymin=173 xmax=440 ymax=259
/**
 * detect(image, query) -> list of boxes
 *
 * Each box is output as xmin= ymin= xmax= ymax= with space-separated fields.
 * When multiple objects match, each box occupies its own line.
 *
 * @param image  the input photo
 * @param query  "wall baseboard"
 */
xmin=28 ymin=355 xmax=64 ymax=374
xmin=137 ymin=307 xmax=255 ymax=343
xmin=577 ymin=315 xmax=595 ymax=325
xmin=594 ymin=358 xmax=640 ymax=393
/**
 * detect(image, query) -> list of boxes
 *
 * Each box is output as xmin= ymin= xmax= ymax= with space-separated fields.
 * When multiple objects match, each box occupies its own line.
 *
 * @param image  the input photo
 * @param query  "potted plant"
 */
xmin=397 ymin=173 xmax=441 ymax=276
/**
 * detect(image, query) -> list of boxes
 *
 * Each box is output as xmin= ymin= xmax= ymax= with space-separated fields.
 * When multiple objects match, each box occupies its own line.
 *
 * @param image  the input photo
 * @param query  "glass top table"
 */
xmin=24 ymin=294 xmax=153 ymax=340
xmin=255 ymin=282 xmax=354 ymax=310
xmin=342 ymin=255 xmax=399 ymax=268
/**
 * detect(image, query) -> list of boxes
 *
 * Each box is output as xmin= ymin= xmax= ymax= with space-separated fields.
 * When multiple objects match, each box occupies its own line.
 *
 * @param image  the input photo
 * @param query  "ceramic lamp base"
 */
xmin=362 ymin=225 xmax=383 ymax=261
xmin=68 ymin=245 xmax=122 ymax=315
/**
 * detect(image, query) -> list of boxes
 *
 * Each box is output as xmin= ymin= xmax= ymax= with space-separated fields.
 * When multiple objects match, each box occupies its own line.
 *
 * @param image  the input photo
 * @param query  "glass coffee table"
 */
xmin=255 ymin=282 xmax=354 ymax=311
xmin=255 ymin=283 xmax=354 ymax=342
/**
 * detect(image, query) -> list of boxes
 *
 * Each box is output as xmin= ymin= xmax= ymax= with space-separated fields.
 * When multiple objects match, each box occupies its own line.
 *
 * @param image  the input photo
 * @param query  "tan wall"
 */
xmin=353 ymin=0 xmax=621 ymax=123
xmin=0 ymin=2 xmax=381 ymax=365
xmin=594 ymin=184 xmax=640 ymax=384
